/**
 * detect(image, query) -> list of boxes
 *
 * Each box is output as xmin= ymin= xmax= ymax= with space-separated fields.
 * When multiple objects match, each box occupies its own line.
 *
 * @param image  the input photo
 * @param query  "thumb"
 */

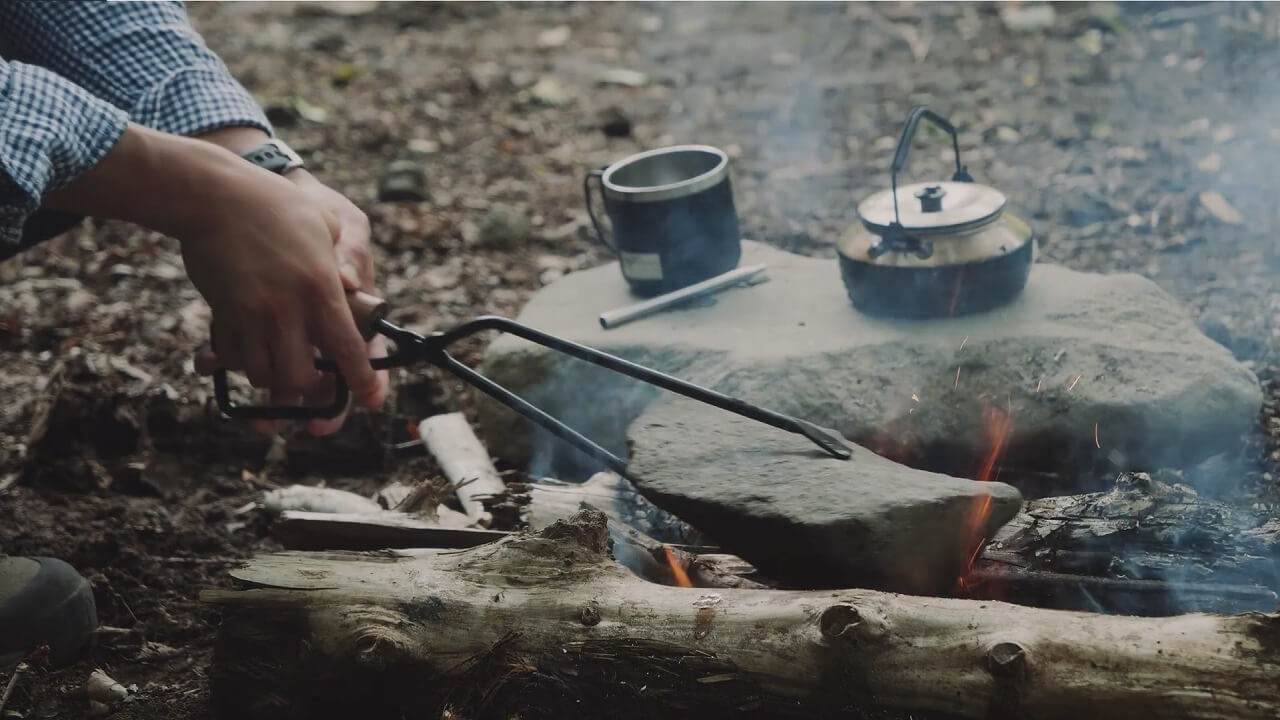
xmin=338 ymin=259 xmax=360 ymax=290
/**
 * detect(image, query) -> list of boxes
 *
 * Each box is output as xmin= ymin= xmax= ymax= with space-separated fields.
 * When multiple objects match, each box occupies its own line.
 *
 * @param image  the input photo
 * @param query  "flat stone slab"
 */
xmin=626 ymin=398 xmax=1023 ymax=594
xmin=477 ymin=241 xmax=1261 ymax=484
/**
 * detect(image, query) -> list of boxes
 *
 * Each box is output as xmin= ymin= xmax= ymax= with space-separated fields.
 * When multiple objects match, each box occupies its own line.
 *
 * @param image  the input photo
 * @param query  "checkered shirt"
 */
xmin=0 ymin=0 xmax=272 ymax=247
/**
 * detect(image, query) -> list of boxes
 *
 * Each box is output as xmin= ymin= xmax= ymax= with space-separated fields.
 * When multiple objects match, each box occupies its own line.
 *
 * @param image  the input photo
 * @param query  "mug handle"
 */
xmin=583 ymin=167 xmax=617 ymax=254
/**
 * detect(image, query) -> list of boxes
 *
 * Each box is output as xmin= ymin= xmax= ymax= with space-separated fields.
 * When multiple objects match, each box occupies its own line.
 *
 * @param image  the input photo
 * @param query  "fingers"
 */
xmin=311 ymin=280 xmax=380 ymax=408
xmin=241 ymin=319 xmax=273 ymax=390
xmin=302 ymin=373 xmax=349 ymax=437
xmin=333 ymin=204 xmax=374 ymax=289
xmin=269 ymin=311 xmax=320 ymax=396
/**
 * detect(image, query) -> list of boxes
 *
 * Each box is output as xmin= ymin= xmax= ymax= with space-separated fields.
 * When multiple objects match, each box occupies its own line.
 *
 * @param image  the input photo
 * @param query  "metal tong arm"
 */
xmin=413 ymin=315 xmax=853 ymax=462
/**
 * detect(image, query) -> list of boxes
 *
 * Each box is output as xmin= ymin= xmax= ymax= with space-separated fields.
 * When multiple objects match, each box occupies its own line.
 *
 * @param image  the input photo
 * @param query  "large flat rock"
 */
xmin=626 ymin=398 xmax=1023 ymax=594
xmin=477 ymin=241 xmax=1261 ymax=483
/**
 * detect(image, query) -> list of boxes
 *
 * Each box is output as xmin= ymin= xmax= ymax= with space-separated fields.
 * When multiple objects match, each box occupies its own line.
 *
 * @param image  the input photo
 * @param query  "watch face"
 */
xmin=243 ymin=142 xmax=303 ymax=174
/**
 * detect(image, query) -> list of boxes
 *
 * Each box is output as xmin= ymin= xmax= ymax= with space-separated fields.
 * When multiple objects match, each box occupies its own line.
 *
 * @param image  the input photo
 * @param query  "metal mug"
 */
xmin=584 ymin=145 xmax=742 ymax=297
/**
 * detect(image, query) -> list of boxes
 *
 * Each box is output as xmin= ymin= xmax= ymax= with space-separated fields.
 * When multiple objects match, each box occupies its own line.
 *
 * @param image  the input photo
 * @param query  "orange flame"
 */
xmin=663 ymin=546 xmax=693 ymax=588
xmin=976 ymin=402 xmax=1013 ymax=484
xmin=957 ymin=402 xmax=1014 ymax=591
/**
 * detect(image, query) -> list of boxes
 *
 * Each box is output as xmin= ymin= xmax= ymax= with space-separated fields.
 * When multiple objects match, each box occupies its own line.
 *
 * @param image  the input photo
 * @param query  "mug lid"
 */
xmin=858 ymin=180 xmax=1006 ymax=235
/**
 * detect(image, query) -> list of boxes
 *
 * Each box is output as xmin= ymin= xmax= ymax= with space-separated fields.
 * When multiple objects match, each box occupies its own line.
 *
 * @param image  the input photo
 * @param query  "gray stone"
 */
xmin=477 ymin=204 xmax=529 ymax=249
xmin=626 ymin=398 xmax=1023 ymax=594
xmin=477 ymin=241 xmax=1260 ymax=485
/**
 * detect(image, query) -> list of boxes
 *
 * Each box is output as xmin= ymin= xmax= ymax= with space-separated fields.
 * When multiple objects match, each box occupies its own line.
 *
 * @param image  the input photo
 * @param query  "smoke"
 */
xmin=522 ymin=348 xmax=668 ymax=482
xmin=506 ymin=2 xmax=1280 ymax=610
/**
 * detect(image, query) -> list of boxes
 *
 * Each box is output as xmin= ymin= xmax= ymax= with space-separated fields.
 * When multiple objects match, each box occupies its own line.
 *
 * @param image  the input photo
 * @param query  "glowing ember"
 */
xmin=954 ymin=365 xmax=962 ymax=389
xmin=1067 ymin=373 xmax=1082 ymax=392
xmin=959 ymin=336 xmax=968 ymax=351
xmin=1094 ymin=422 xmax=1101 ymax=449
xmin=663 ymin=546 xmax=693 ymax=588
xmin=1035 ymin=378 xmax=1043 ymax=393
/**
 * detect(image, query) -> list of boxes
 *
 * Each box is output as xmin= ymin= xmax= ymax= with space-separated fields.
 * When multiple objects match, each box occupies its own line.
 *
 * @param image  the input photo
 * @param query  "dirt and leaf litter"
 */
xmin=6 ymin=2 xmax=1280 ymax=719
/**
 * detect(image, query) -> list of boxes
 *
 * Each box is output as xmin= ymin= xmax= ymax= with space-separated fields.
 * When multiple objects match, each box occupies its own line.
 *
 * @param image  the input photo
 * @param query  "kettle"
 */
xmin=837 ymin=107 xmax=1036 ymax=319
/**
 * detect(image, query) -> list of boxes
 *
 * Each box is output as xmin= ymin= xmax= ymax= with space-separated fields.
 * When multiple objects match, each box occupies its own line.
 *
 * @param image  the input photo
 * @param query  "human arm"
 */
xmin=0 ymin=0 xmax=271 ymax=140
xmin=0 ymin=0 xmax=388 ymax=433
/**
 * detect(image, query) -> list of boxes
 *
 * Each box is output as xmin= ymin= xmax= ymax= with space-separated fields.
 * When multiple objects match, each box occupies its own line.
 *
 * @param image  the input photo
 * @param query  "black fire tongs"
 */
xmin=213 ymin=291 xmax=852 ymax=473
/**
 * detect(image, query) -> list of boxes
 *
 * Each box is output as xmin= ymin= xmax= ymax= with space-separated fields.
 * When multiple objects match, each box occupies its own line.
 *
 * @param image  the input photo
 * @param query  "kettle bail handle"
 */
xmin=888 ymin=106 xmax=974 ymax=230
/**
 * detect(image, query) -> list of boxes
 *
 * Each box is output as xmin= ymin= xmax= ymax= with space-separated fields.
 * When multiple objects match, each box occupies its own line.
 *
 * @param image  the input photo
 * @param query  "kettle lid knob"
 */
xmin=915 ymin=185 xmax=946 ymax=213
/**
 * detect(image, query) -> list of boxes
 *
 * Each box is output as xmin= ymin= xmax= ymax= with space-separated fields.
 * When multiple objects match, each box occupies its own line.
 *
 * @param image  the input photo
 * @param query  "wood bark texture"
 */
xmin=205 ymin=510 xmax=1280 ymax=720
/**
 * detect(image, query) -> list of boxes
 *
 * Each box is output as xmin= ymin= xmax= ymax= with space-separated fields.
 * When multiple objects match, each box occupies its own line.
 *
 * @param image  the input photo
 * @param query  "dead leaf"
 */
xmin=295 ymin=1 xmax=379 ymax=17
xmin=894 ymin=23 xmax=931 ymax=63
xmin=536 ymin=25 xmax=571 ymax=49
xmin=1196 ymin=152 xmax=1222 ymax=173
xmin=1199 ymin=190 xmax=1243 ymax=225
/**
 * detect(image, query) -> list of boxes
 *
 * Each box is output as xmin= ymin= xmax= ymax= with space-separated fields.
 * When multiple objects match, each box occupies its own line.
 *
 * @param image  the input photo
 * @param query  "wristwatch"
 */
xmin=240 ymin=138 xmax=305 ymax=175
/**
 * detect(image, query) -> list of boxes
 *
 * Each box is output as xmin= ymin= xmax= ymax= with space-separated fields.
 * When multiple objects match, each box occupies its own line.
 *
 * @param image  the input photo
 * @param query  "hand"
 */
xmin=45 ymin=123 xmax=384 ymax=436
xmin=192 ymin=127 xmax=389 ymax=436
xmin=276 ymin=169 xmax=391 ymax=436
xmin=181 ymin=167 xmax=384 ymax=436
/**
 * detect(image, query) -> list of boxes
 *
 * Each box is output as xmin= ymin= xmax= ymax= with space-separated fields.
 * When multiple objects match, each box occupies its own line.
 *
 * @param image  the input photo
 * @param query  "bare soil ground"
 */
xmin=4 ymin=2 xmax=1280 ymax=718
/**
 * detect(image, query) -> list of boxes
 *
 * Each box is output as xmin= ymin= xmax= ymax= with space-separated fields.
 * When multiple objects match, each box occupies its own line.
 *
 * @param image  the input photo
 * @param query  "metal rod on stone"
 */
xmin=599 ymin=263 xmax=767 ymax=329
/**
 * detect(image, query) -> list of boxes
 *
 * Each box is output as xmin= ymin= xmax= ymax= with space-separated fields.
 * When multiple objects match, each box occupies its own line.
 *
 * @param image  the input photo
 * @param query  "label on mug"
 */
xmin=620 ymin=252 xmax=663 ymax=281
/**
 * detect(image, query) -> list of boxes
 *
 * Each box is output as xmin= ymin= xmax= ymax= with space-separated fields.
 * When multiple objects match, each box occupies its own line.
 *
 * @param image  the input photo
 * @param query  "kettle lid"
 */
xmin=858 ymin=180 xmax=1006 ymax=235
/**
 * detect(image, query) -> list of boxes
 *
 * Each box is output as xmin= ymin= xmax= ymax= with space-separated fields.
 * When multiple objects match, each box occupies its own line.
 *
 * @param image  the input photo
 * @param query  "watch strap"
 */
xmin=241 ymin=139 xmax=305 ymax=175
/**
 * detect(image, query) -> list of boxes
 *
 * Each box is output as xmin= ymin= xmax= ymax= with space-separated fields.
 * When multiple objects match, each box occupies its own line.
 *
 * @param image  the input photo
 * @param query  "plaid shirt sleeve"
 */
xmin=0 ymin=0 xmax=273 ymax=247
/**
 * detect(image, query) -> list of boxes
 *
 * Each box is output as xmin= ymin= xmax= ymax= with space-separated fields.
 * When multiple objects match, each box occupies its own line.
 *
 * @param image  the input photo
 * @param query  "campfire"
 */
xmin=203 ymin=108 xmax=1278 ymax=719
xmin=205 ymin=276 xmax=1278 ymax=719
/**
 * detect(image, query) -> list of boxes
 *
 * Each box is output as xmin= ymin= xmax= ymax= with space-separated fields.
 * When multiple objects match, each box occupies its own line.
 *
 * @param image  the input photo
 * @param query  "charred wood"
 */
xmin=970 ymin=471 xmax=1280 ymax=614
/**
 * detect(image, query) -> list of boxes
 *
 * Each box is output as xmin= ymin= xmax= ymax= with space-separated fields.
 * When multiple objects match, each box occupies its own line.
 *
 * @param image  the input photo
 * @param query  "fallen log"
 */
xmin=205 ymin=509 xmax=1280 ymax=720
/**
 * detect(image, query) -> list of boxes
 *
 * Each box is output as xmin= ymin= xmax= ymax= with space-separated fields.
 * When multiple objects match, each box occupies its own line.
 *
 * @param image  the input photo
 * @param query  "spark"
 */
xmin=1095 ymin=422 xmax=1101 ymax=449
xmin=1067 ymin=374 xmax=1082 ymax=392
xmin=662 ymin=546 xmax=693 ymax=588
xmin=959 ymin=336 xmax=968 ymax=352
xmin=1035 ymin=378 xmax=1043 ymax=393
xmin=954 ymin=365 xmax=961 ymax=389
xmin=966 ymin=536 xmax=987 ymax=572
